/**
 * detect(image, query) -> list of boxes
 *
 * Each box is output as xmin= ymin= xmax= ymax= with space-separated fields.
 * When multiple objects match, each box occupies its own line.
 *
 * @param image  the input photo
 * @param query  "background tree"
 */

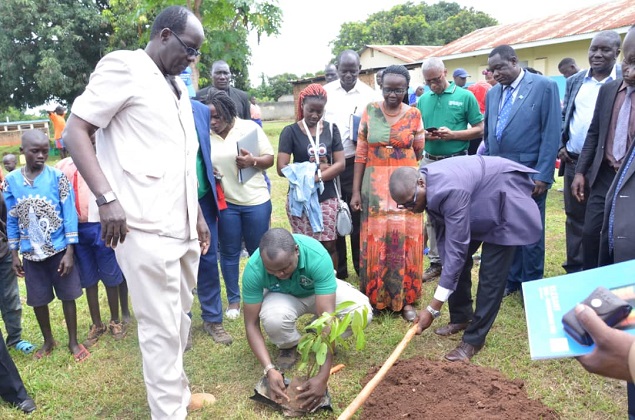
xmin=0 ymin=0 xmax=281 ymax=110
xmin=330 ymin=1 xmax=497 ymax=59
xmin=103 ymin=0 xmax=282 ymax=91
xmin=251 ymin=72 xmax=298 ymax=101
xmin=0 ymin=0 xmax=109 ymax=109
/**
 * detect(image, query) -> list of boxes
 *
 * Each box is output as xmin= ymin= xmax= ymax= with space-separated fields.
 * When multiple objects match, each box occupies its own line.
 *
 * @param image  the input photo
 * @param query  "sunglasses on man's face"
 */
xmin=396 ymin=185 xmax=418 ymax=209
xmin=166 ymin=28 xmax=201 ymax=57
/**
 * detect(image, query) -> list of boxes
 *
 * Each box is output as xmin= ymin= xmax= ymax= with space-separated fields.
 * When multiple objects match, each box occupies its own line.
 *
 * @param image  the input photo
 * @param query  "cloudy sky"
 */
xmin=247 ymin=0 xmax=618 ymax=83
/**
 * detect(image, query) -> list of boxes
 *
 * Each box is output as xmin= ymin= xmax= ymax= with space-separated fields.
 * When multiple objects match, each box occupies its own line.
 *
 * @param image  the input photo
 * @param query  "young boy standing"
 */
xmin=3 ymin=130 xmax=87 ymax=361
xmin=56 ymin=157 xmax=130 ymax=346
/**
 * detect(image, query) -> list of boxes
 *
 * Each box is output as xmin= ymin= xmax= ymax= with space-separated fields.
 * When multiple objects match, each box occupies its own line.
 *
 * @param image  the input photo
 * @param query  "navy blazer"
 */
xmin=191 ymin=99 xmax=219 ymax=214
xmin=599 ymin=139 xmax=635 ymax=265
xmin=483 ymin=71 xmax=561 ymax=185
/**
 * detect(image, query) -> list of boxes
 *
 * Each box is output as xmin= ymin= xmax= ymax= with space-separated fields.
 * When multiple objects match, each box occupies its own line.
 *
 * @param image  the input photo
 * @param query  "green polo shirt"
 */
xmin=242 ymin=234 xmax=337 ymax=304
xmin=416 ymin=82 xmax=483 ymax=157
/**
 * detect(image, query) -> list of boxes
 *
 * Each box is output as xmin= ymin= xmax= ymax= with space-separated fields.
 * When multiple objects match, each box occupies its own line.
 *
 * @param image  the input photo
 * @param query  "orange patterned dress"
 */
xmin=355 ymin=102 xmax=425 ymax=311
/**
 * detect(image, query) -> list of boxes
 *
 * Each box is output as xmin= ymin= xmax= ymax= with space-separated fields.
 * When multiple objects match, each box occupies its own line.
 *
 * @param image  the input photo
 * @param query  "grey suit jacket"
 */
xmin=574 ymin=79 xmax=622 ymax=188
xmin=599 ymin=140 xmax=635 ymax=265
xmin=483 ymin=71 xmax=561 ymax=185
xmin=421 ymin=155 xmax=542 ymax=292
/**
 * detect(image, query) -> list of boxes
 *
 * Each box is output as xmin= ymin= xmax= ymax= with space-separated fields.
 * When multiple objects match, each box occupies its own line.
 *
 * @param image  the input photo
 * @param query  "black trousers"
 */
xmin=447 ymin=240 xmax=516 ymax=347
xmin=336 ymin=157 xmax=361 ymax=278
xmin=562 ymin=160 xmax=587 ymax=273
xmin=0 ymin=328 xmax=28 ymax=405
xmin=582 ymin=163 xmax=615 ymax=270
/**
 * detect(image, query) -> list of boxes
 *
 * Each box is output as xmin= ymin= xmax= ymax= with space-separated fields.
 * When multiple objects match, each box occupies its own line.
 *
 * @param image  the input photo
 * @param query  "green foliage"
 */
xmin=0 ymin=0 xmax=109 ymax=109
xmin=252 ymin=72 xmax=298 ymax=101
xmin=102 ymin=0 xmax=282 ymax=91
xmin=297 ymin=301 xmax=369 ymax=378
xmin=0 ymin=107 xmax=43 ymax=123
xmin=330 ymin=1 xmax=497 ymax=58
xmin=0 ymin=0 xmax=281 ymax=108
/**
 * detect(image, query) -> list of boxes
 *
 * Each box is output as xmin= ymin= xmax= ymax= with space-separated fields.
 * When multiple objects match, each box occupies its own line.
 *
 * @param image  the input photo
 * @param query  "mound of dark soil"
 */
xmin=361 ymin=356 xmax=558 ymax=419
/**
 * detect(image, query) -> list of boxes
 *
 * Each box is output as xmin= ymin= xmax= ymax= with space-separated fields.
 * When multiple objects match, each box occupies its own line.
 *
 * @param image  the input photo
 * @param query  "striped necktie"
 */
xmin=495 ymin=86 xmax=514 ymax=142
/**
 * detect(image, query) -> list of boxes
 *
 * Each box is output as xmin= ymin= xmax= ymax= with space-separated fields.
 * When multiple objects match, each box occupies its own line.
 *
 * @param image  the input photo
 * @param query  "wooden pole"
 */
xmin=337 ymin=324 xmax=419 ymax=420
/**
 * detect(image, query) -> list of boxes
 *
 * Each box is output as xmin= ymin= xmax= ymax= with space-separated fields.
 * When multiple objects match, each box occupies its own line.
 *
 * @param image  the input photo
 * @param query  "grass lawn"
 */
xmin=0 ymin=120 xmax=625 ymax=419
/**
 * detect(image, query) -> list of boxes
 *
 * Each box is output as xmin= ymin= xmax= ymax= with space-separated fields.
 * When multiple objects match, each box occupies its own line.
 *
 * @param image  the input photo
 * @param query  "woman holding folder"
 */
xmin=207 ymin=89 xmax=274 ymax=320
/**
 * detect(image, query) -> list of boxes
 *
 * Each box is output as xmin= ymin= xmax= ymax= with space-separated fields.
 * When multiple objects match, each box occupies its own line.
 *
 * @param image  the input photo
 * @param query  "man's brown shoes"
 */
xmin=434 ymin=322 xmax=469 ymax=336
xmin=444 ymin=341 xmax=483 ymax=362
xmin=187 ymin=393 xmax=216 ymax=412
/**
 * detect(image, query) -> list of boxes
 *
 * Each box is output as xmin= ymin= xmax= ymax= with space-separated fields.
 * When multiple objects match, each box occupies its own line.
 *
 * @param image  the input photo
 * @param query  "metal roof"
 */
xmin=363 ymin=45 xmax=442 ymax=62
xmin=431 ymin=0 xmax=634 ymax=59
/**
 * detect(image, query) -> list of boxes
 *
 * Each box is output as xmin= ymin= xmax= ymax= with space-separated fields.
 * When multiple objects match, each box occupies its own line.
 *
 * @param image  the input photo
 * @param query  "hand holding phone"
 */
xmin=425 ymin=127 xmax=438 ymax=133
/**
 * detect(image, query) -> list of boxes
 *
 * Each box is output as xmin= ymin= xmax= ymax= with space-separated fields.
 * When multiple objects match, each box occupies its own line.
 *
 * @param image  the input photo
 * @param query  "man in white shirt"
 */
xmin=63 ymin=6 xmax=213 ymax=418
xmin=559 ymin=31 xmax=621 ymax=273
xmin=323 ymin=50 xmax=375 ymax=279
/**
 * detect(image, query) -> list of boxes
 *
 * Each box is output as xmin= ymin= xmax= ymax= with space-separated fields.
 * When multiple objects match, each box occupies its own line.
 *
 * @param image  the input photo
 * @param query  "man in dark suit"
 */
xmin=0 ymin=329 xmax=36 ymax=413
xmin=389 ymin=156 xmax=541 ymax=362
xmin=196 ymin=60 xmax=251 ymax=120
xmin=483 ymin=45 xmax=560 ymax=295
xmin=190 ymin=99 xmax=231 ymax=345
xmin=558 ymin=31 xmax=622 ymax=274
xmin=595 ymin=23 xmax=635 ymax=418
xmin=572 ymin=32 xmax=634 ymax=271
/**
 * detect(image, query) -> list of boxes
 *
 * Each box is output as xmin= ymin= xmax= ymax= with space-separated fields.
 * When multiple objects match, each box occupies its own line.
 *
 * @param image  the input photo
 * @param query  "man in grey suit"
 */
xmin=483 ymin=45 xmax=560 ymax=295
xmin=389 ymin=156 xmax=541 ymax=362
xmin=559 ymin=31 xmax=622 ymax=273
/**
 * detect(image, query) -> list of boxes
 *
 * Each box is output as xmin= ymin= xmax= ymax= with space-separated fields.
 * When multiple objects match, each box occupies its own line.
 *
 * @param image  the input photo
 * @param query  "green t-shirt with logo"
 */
xmin=416 ymin=82 xmax=483 ymax=156
xmin=242 ymin=234 xmax=337 ymax=304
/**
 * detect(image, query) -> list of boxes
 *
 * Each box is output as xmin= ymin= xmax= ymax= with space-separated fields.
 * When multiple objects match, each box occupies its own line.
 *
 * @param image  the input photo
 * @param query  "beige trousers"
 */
xmin=260 ymin=279 xmax=373 ymax=348
xmin=115 ymin=228 xmax=199 ymax=420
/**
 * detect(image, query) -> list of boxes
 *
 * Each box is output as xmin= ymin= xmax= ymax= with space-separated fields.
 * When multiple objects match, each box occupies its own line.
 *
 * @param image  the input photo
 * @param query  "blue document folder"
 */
xmin=523 ymin=260 xmax=635 ymax=360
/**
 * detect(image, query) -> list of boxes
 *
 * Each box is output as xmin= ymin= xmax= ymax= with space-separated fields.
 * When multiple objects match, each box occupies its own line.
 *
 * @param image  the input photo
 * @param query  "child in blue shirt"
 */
xmin=3 ymin=130 xmax=88 ymax=362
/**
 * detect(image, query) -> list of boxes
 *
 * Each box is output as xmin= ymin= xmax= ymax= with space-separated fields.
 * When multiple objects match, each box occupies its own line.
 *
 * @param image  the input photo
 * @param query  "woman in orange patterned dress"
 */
xmin=350 ymin=65 xmax=425 ymax=321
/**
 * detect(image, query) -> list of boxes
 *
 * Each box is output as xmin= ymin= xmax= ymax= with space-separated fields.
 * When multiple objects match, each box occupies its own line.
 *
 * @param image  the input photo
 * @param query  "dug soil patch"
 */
xmin=360 ymin=356 xmax=558 ymax=419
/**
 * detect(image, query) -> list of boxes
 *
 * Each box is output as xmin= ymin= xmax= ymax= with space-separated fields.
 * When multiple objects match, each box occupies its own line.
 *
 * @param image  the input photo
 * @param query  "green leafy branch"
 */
xmin=296 ymin=301 xmax=369 ymax=378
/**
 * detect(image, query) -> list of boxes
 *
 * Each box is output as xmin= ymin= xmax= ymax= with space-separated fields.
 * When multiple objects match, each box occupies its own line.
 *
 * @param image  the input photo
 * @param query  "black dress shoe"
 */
xmin=434 ymin=322 xmax=469 ymax=336
xmin=444 ymin=341 xmax=483 ymax=362
xmin=15 ymin=398 xmax=36 ymax=414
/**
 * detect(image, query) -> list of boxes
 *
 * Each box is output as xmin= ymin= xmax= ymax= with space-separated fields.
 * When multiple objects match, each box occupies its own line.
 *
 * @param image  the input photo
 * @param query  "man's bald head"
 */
xmin=21 ymin=129 xmax=49 ymax=148
xmin=389 ymin=167 xmax=419 ymax=203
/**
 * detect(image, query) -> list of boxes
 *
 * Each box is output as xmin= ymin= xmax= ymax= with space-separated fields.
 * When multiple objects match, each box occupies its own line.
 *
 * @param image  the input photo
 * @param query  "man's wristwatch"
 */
xmin=426 ymin=305 xmax=441 ymax=319
xmin=95 ymin=191 xmax=117 ymax=207
xmin=263 ymin=363 xmax=277 ymax=375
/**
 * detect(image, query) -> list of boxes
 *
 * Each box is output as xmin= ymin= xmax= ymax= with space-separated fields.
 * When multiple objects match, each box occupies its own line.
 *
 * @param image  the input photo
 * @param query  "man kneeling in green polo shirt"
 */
xmin=243 ymin=228 xmax=372 ymax=409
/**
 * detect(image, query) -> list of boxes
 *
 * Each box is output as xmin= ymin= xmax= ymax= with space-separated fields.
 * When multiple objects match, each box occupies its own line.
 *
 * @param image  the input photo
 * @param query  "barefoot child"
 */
xmin=56 ymin=156 xmax=129 ymax=346
xmin=3 ymin=129 xmax=88 ymax=361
